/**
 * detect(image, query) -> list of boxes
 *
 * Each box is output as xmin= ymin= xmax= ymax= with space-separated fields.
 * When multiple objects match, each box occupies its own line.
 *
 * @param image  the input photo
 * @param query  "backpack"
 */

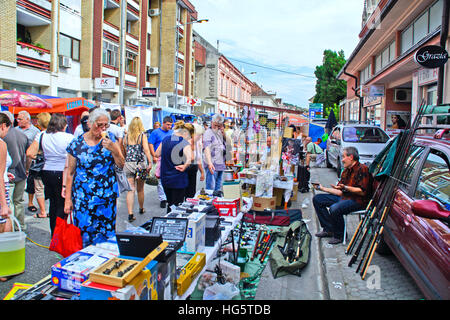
xmin=268 ymin=220 xmax=311 ymax=278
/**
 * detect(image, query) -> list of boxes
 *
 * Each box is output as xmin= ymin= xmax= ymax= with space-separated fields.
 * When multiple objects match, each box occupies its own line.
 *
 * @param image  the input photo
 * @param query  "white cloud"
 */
xmin=190 ymin=0 xmax=364 ymax=107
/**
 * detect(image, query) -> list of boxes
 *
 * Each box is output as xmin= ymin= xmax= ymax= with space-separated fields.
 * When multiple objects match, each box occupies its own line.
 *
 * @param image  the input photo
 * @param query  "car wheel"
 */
xmin=375 ymin=234 xmax=392 ymax=255
xmin=326 ymin=151 xmax=333 ymax=168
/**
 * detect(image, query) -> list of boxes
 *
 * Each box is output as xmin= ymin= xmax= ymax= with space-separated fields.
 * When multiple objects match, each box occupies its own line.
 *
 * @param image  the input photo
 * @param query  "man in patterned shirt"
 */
xmin=312 ymin=146 xmax=373 ymax=244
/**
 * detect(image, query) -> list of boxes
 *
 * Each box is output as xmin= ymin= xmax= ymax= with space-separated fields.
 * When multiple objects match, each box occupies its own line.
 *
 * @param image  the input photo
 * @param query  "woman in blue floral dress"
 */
xmin=64 ymin=108 xmax=124 ymax=247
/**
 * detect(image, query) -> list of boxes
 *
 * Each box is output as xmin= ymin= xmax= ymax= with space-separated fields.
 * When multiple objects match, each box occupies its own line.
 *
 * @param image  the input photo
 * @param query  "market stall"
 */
xmin=3 ymin=105 xmax=311 ymax=301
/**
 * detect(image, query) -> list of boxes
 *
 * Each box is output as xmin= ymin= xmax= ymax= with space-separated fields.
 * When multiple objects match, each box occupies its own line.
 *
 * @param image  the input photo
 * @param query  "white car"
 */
xmin=326 ymin=123 xmax=391 ymax=176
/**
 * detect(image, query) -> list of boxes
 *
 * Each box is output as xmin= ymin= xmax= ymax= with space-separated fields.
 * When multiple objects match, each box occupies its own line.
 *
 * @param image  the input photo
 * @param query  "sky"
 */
xmin=189 ymin=0 xmax=365 ymax=108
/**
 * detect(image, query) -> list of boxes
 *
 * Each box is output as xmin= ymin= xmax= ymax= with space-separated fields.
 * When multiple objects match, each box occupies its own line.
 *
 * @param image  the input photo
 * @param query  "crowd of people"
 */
xmin=0 ymin=109 xmax=231 ymax=262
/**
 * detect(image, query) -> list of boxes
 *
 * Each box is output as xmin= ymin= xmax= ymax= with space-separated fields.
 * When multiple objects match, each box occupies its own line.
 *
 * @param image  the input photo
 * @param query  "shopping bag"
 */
xmin=49 ymin=213 xmax=83 ymax=258
xmin=115 ymin=166 xmax=132 ymax=193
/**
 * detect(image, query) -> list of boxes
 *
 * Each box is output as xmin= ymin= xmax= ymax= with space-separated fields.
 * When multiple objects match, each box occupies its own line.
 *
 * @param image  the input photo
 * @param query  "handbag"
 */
xmin=29 ymin=133 xmax=45 ymax=177
xmin=49 ymin=212 xmax=83 ymax=258
xmin=115 ymin=165 xmax=132 ymax=193
xmin=136 ymin=133 xmax=148 ymax=180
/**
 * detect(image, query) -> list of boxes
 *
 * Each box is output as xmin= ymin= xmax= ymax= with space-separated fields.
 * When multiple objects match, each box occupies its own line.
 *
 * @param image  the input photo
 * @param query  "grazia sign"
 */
xmin=414 ymin=45 xmax=449 ymax=69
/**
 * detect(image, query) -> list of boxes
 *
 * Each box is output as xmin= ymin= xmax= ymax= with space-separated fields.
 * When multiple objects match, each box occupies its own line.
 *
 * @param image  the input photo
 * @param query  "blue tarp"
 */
xmin=309 ymin=123 xmax=327 ymax=149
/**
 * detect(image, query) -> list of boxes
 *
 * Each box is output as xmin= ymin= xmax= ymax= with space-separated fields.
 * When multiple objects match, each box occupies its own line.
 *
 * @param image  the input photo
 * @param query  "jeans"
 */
xmin=205 ymin=170 xmax=223 ymax=192
xmin=312 ymin=193 xmax=363 ymax=239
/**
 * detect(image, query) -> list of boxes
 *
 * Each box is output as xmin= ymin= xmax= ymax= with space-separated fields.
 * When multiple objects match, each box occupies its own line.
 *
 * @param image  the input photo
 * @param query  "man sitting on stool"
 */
xmin=312 ymin=146 xmax=373 ymax=244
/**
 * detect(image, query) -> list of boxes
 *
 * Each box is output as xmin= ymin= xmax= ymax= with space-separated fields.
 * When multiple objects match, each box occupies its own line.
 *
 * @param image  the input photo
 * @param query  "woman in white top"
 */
xmin=38 ymin=114 xmax=74 ymax=235
xmin=0 ymin=113 xmax=13 ymax=235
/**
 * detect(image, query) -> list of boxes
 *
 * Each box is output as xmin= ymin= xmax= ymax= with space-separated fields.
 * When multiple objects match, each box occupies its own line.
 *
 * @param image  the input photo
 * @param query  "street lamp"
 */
xmin=174 ymin=18 xmax=208 ymax=110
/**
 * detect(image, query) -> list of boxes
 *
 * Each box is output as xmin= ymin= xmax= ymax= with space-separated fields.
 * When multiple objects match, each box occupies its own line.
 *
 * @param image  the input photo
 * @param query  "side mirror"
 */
xmin=411 ymin=200 xmax=450 ymax=220
xmin=331 ymin=139 xmax=340 ymax=145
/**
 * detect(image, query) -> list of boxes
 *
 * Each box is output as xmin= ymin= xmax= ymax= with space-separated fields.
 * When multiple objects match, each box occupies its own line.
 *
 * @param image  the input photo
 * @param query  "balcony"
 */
xmin=16 ymin=0 xmax=51 ymax=26
xmin=16 ymin=41 xmax=50 ymax=71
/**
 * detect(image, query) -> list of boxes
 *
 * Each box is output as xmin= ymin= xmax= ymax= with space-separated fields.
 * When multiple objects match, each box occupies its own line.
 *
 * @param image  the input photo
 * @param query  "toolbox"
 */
xmin=88 ymin=241 xmax=168 ymax=288
xmin=205 ymin=216 xmax=221 ymax=246
xmin=176 ymin=252 xmax=206 ymax=296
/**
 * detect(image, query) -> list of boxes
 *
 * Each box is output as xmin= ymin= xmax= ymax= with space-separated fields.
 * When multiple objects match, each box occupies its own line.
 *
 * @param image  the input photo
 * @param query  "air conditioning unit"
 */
xmin=59 ymin=55 xmax=72 ymax=68
xmin=148 ymin=67 xmax=159 ymax=74
xmin=394 ymin=89 xmax=412 ymax=103
xmin=149 ymin=8 xmax=160 ymax=16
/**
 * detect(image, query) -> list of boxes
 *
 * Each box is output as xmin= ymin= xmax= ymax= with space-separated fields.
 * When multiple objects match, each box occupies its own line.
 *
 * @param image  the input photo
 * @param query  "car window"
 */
xmin=342 ymin=127 xmax=389 ymax=143
xmin=415 ymin=150 xmax=450 ymax=210
xmin=399 ymin=146 xmax=426 ymax=190
xmin=331 ymin=127 xmax=341 ymax=141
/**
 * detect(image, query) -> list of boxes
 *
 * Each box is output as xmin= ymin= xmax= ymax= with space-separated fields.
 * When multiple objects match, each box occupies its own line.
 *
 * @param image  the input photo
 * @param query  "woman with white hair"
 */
xmin=64 ymin=108 xmax=124 ymax=247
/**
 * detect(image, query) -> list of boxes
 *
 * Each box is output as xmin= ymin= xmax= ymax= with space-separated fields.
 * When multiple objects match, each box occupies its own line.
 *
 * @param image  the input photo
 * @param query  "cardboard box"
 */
xmin=223 ymin=180 xmax=242 ymax=199
xmin=251 ymin=196 xmax=276 ymax=211
xmin=212 ymin=198 xmax=240 ymax=217
xmin=291 ymin=182 xmax=299 ymax=201
xmin=51 ymin=248 xmax=116 ymax=293
xmin=180 ymin=211 xmax=205 ymax=253
xmin=273 ymin=188 xmax=284 ymax=207
xmin=80 ymin=269 xmax=153 ymax=300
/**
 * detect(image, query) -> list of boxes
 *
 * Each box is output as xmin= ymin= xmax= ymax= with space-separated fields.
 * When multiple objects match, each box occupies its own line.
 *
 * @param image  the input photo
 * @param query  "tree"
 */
xmin=313 ymin=49 xmax=347 ymax=121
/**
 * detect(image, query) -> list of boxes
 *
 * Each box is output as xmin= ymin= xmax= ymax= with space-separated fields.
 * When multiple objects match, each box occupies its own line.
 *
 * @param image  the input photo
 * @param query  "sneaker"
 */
xmin=315 ymin=230 xmax=333 ymax=238
xmin=328 ymin=237 xmax=343 ymax=245
xmin=160 ymin=200 xmax=167 ymax=208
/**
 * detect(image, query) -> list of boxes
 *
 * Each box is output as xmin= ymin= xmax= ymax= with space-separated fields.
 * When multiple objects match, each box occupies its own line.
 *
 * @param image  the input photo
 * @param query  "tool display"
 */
xmin=89 ymin=241 xmax=168 ymax=287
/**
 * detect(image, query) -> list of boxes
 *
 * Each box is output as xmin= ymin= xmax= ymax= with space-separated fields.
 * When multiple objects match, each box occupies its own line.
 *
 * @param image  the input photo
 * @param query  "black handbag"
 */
xmin=29 ymin=134 xmax=45 ymax=177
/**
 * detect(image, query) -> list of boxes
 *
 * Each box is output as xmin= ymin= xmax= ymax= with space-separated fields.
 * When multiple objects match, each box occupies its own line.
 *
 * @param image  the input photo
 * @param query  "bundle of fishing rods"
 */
xmin=250 ymin=226 xmax=275 ymax=263
xmin=345 ymin=100 xmax=428 ymax=280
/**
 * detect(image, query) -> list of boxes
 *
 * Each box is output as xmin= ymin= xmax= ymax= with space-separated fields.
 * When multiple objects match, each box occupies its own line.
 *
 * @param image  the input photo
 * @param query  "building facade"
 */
xmin=338 ymin=0 xmax=449 ymax=133
xmin=193 ymin=31 xmax=253 ymax=118
xmin=0 ymin=0 xmax=199 ymax=110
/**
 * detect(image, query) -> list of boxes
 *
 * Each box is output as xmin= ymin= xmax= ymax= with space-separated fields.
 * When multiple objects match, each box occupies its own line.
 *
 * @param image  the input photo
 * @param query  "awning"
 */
xmin=9 ymin=97 xmax=94 ymax=115
xmin=283 ymin=114 xmax=309 ymax=126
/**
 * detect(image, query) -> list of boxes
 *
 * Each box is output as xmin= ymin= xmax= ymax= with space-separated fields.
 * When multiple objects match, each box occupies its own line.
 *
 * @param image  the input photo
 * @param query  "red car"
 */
xmin=377 ymin=132 xmax=450 ymax=300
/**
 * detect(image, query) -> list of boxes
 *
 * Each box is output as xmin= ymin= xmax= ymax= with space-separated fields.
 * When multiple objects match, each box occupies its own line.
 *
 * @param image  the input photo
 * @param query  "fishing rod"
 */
xmin=356 ymin=101 xmax=428 ymax=278
xmin=348 ymin=100 xmax=427 ymax=271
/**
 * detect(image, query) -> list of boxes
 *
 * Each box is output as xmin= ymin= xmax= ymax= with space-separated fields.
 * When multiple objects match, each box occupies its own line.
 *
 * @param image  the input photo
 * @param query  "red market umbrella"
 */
xmin=0 ymin=90 xmax=52 ymax=109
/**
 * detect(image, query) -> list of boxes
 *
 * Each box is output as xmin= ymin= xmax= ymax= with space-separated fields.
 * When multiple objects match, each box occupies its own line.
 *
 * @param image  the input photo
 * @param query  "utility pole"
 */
xmin=118 ymin=0 xmax=127 ymax=106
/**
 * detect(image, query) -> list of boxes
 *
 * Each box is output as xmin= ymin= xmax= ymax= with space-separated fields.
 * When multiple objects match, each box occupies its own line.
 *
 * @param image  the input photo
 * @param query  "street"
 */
xmin=0 ymin=167 xmax=424 ymax=300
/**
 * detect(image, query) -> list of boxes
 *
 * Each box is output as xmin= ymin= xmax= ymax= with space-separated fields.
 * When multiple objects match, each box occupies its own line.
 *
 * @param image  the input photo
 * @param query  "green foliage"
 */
xmin=313 ymin=49 xmax=346 ymax=120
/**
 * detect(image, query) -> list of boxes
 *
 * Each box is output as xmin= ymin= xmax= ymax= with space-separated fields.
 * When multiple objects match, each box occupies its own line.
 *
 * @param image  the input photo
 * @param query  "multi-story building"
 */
xmin=0 ymin=0 xmax=199 ymax=111
xmin=338 ymin=0 xmax=449 ymax=133
xmin=193 ymin=31 xmax=253 ymax=118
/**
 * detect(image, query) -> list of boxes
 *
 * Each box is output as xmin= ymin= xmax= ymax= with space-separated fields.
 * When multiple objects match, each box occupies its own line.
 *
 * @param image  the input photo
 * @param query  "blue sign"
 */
xmin=309 ymin=103 xmax=323 ymax=119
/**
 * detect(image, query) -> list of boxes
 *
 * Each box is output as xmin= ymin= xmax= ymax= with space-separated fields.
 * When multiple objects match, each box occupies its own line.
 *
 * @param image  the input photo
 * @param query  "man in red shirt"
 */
xmin=312 ymin=146 xmax=373 ymax=244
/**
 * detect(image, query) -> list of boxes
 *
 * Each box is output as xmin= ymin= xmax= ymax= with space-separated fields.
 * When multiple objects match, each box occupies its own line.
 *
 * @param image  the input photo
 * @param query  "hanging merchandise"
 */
xmin=254 ymin=170 xmax=275 ymax=198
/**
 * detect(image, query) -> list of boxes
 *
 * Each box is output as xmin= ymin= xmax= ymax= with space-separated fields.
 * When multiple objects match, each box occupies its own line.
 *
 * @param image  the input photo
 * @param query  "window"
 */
xmin=429 ymin=0 xmax=443 ymax=31
xmin=401 ymin=25 xmax=413 ymax=54
xmin=342 ymin=127 xmax=389 ymax=143
xmin=126 ymin=51 xmax=137 ymax=74
xmin=59 ymin=34 xmax=80 ymax=61
xmin=103 ymin=41 xmax=118 ymax=68
xmin=415 ymin=150 xmax=450 ymax=210
xmin=413 ymin=12 xmax=428 ymax=45
xmin=399 ymin=146 xmax=426 ymax=190
xmin=401 ymin=0 xmax=443 ymax=54
xmin=360 ymin=64 xmax=372 ymax=84
xmin=375 ymin=40 xmax=396 ymax=73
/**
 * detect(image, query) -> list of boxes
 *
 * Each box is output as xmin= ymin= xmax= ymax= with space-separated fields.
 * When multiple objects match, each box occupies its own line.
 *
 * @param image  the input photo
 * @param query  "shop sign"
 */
xmin=142 ymin=87 xmax=158 ymax=97
xmin=418 ymin=68 xmax=439 ymax=86
xmin=362 ymin=85 xmax=385 ymax=97
xmin=414 ymin=45 xmax=448 ymax=69
xmin=95 ymin=77 xmax=115 ymax=89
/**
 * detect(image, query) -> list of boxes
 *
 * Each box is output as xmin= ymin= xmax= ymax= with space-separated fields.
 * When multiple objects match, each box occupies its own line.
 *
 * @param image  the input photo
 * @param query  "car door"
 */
xmin=388 ymin=145 xmax=450 ymax=299
xmin=327 ymin=127 xmax=341 ymax=167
